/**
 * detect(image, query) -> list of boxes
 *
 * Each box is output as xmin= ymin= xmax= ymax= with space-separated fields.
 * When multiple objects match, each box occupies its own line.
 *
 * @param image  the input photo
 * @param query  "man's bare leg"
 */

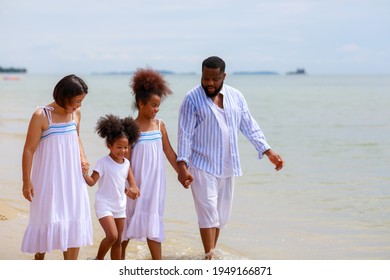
xmin=200 ymin=227 xmax=220 ymax=259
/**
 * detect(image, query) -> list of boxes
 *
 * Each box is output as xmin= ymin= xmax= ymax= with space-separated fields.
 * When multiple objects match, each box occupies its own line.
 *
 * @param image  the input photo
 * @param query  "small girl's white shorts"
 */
xmin=95 ymin=201 xmax=126 ymax=220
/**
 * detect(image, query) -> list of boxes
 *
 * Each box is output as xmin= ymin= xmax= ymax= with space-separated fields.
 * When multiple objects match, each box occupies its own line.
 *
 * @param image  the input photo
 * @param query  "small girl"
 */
xmin=121 ymin=68 xmax=191 ymax=260
xmin=21 ymin=74 xmax=92 ymax=260
xmin=84 ymin=114 xmax=139 ymax=260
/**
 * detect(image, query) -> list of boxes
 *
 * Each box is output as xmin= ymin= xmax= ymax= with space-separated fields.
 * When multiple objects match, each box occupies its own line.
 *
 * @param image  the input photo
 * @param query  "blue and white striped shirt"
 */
xmin=177 ymin=84 xmax=271 ymax=177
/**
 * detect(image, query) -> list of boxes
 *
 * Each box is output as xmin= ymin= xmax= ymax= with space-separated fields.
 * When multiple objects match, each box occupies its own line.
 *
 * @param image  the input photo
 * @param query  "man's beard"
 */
xmin=202 ymin=83 xmax=223 ymax=99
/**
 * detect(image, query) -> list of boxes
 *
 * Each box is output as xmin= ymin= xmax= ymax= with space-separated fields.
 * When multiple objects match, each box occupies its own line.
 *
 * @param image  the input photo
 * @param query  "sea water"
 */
xmin=0 ymin=73 xmax=389 ymax=259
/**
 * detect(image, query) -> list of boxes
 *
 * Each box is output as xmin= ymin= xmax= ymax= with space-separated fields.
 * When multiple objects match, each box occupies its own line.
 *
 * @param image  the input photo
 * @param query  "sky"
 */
xmin=1 ymin=0 xmax=389 ymax=75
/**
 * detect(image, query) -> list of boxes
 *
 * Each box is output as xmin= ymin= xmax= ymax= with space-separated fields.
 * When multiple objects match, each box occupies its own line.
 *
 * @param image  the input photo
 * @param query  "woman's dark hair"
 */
xmin=202 ymin=56 xmax=226 ymax=73
xmin=53 ymin=74 xmax=88 ymax=109
xmin=130 ymin=68 xmax=172 ymax=109
xmin=95 ymin=114 xmax=139 ymax=146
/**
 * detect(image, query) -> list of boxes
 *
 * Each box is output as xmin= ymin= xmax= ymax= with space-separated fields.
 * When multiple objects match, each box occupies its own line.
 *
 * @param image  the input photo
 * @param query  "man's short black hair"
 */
xmin=202 ymin=56 xmax=226 ymax=73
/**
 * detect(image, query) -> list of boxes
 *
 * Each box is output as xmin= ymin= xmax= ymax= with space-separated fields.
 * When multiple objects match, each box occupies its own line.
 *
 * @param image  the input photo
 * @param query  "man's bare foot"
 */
xmin=204 ymin=249 xmax=215 ymax=260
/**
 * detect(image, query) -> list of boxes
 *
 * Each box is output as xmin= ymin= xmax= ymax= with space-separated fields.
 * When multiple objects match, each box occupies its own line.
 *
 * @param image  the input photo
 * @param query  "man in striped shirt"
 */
xmin=177 ymin=56 xmax=284 ymax=259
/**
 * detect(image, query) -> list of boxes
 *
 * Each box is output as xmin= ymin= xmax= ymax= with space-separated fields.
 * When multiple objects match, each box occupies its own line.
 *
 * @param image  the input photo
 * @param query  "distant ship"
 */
xmin=232 ymin=71 xmax=279 ymax=75
xmin=286 ymin=68 xmax=306 ymax=75
xmin=0 ymin=66 xmax=27 ymax=73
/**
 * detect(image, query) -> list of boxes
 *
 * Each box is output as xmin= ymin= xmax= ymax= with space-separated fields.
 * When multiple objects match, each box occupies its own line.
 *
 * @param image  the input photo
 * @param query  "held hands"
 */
xmin=126 ymin=184 xmax=140 ymax=200
xmin=180 ymin=176 xmax=192 ymax=189
xmin=264 ymin=149 xmax=284 ymax=171
xmin=177 ymin=162 xmax=193 ymax=189
xmin=178 ymin=172 xmax=193 ymax=189
xmin=184 ymin=179 xmax=192 ymax=188
xmin=81 ymin=161 xmax=90 ymax=175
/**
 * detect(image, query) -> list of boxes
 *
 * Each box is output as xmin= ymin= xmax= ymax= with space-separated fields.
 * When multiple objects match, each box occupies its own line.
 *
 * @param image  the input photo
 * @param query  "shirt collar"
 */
xmin=220 ymin=84 xmax=226 ymax=96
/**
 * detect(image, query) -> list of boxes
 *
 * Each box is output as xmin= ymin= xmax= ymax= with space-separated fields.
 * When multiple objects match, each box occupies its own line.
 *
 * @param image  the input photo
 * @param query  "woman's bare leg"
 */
xmin=34 ymin=252 xmax=45 ymax=260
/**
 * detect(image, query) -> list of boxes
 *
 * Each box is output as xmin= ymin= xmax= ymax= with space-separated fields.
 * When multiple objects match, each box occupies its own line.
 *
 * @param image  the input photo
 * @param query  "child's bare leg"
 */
xmin=34 ymin=252 xmax=45 ymax=260
xmin=110 ymin=218 xmax=125 ymax=260
xmin=147 ymin=238 xmax=162 ymax=260
xmin=96 ymin=216 xmax=118 ymax=260
xmin=63 ymin=247 xmax=80 ymax=260
xmin=121 ymin=240 xmax=129 ymax=260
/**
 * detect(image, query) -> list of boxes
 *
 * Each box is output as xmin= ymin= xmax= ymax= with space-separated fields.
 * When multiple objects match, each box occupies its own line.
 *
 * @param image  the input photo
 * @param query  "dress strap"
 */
xmin=41 ymin=106 xmax=54 ymax=124
xmin=157 ymin=118 xmax=164 ymax=131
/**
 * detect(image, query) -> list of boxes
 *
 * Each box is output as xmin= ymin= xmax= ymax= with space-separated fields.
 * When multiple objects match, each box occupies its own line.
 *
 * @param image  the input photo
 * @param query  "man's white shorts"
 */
xmin=189 ymin=167 xmax=234 ymax=229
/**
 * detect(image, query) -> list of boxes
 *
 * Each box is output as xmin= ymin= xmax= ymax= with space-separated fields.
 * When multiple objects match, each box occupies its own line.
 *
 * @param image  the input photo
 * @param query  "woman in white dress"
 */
xmin=121 ymin=68 xmax=191 ymax=260
xmin=21 ymin=74 xmax=93 ymax=260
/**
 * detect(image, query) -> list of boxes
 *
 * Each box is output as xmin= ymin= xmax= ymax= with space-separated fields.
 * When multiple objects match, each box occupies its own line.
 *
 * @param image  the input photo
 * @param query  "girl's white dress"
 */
xmin=21 ymin=107 xmax=93 ymax=253
xmin=123 ymin=119 xmax=166 ymax=242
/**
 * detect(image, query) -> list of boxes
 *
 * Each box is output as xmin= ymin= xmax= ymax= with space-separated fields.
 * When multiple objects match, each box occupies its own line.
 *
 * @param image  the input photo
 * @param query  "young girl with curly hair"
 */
xmin=121 ymin=68 xmax=191 ymax=260
xmin=84 ymin=114 xmax=139 ymax=260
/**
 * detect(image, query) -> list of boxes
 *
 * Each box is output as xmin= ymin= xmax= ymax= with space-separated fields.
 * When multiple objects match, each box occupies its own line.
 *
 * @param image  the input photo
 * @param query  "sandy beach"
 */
xmin=0 ymin=201 xmax=31 ymax=259
xmin=0 ymin=186 xmax=79 ymax=260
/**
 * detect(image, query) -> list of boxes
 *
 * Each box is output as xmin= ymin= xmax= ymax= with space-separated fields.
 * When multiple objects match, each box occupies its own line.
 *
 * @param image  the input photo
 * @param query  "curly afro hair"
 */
xmin=95 ymin=114 xmax=139 ymax=146
xmin=130 ymin=68 xmax=172 ymax=109
xmin=122 ymin=116 xmax=139 ymax=144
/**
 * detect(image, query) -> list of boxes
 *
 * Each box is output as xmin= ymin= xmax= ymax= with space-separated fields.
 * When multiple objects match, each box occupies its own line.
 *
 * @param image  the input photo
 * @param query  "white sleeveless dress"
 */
xmin=123 ymin=119 xmax=166 ymax=242
xmin=21 ymin=107 xmax=93 ymax=253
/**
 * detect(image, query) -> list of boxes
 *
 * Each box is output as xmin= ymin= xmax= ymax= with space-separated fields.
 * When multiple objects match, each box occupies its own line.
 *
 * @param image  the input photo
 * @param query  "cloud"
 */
xmin=338 ymin=44 xmax=361 ymax=52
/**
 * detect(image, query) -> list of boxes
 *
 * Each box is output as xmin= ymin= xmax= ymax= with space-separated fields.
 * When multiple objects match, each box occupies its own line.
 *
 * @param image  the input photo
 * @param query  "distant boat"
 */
xmin=233 ymin=71 xmax=279 ymax=75
xmin=286 ymin=68 xmax=306 ymax=75
xmin=2 ymin=76 xmax=22 ymax=81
